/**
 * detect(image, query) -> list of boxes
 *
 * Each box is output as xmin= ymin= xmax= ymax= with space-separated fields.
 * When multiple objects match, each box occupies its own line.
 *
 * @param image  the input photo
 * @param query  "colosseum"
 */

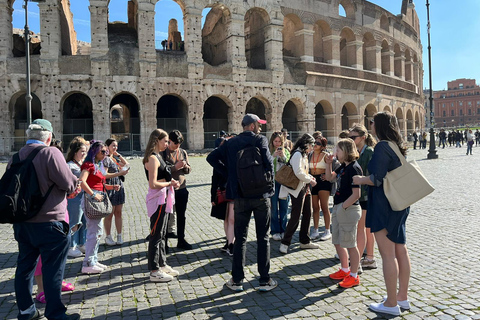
xmin=0 ymin=0 xmax=425 ymax=154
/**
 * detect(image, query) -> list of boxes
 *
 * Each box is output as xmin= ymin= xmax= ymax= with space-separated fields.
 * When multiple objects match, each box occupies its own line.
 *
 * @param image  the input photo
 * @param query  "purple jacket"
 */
xmin=11 ymin=143 xmax=77 ymax=223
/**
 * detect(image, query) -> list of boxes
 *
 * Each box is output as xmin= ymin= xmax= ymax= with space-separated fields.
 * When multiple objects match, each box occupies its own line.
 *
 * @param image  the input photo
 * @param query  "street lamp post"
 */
xmin=24 ymin=0 xmax=45 ymax=126
xmin=426 ymin=0 xmax=438 ymax=159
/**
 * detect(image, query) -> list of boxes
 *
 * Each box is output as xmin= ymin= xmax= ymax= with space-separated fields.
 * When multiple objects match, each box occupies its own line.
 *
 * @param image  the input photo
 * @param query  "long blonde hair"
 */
xmin=143 ymin=129 xmax=168 ymax=164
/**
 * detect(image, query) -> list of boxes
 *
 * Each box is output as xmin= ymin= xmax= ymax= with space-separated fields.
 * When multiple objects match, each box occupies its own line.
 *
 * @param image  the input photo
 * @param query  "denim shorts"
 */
xmin=331 ymin=203 xmax=361 ymax=248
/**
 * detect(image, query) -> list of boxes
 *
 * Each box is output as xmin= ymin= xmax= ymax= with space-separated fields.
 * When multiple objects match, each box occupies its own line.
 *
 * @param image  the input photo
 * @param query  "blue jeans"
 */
xmin=13 ymin=221 xmax=70 ymax=320
xmin=232 ymin=198 xmax=271 ymax=284
xmin=270 ymin=181 xmax=288 ymax=235
xmin=467 ymin=143 xmax=473 ymax=154
xmin=71 ymin=217 xmax=86 ymax=248
xmin=83 ymin=216 xmax=104 ymax=267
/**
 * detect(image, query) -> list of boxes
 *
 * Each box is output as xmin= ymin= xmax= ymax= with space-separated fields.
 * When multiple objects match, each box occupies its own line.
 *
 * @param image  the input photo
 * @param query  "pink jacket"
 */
xmin=146 ymin=185 xmax=175 ymax=217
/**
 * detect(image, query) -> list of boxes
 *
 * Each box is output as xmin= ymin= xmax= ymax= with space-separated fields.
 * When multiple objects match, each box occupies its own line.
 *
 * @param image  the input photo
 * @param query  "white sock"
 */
xmin=325 ymin=229 xmax=330 ymax=234
xmin=350 ymin=272 xmax=358 ymax=278
xmin=341 ymin=267 xmax=350 ymax=273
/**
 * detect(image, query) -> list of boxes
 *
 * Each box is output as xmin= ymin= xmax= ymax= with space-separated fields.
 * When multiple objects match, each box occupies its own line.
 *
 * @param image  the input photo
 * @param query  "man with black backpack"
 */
xmin=2 ymin=119 xmax=79 ymax=320
xmin=207 ymin=113 xmax=277 ymax=292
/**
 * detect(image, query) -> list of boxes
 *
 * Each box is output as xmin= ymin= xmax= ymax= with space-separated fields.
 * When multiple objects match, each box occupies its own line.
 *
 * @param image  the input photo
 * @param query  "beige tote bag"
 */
xmin=383 ymin=141 xmax=434 ymax=211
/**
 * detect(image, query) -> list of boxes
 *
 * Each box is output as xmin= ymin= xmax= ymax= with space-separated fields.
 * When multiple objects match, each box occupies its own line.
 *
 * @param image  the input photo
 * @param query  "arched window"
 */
xmin=202 ymin=5 xmax=231 ymax=65
xmin=11 ymin=0 xmax=41 ymax=57
xmin=282 ymin=14 xmax=303 ymax=59
xmin=155 ymin=1 xmax=184 ymax=51
xmin=245 ymin=8 xmax=269 ymax=70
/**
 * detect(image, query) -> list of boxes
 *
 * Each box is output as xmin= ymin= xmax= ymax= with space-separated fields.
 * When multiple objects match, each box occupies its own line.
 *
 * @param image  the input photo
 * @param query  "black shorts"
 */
xmin=311 ymin=174 xmax=333 ymax=194
xmin=360 ymin=201 xmax=368 ymax=210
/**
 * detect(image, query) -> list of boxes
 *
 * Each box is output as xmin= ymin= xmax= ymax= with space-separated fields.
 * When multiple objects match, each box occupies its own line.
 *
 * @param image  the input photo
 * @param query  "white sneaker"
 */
xmin=82 ymin=265 xmax=104 ymax=274
xmin=117 ymin=234 xmax=123 ymax=245
xmin=77 ymin=245 xmax=86 ymax=254
xmin=279 ymin=244 xmax=288 ymax=254
xmin=310 ymin=229 xmax=320 ymax=240
xmin=299 ymin=242 xmax=320 ymax=249
xmin=150 ymin=270 xmax=174 ymax=283
xmin=272 ymin=233 xmax=282 ymax=241
xmin=105 ymin=235 xmax=116 ymax=246
xmin=369 ymin=302 xmax=401 ymax=316
xmin=320 ymin=231 xmax=332 ymax=241
xmin=161 ymin=265 xmax=179 ymax=277
xmin=67 ymin=247 xmax=83 ymax=258
xmin=96 ymin=262 xmax=108 ymax=270
xmin=382 ymin=296 xmax=411 ymax=310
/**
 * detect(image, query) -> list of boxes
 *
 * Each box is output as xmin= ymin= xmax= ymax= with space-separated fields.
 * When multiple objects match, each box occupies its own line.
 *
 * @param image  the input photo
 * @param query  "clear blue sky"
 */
xmin=11 ymin=0 xmax=479 ymax=91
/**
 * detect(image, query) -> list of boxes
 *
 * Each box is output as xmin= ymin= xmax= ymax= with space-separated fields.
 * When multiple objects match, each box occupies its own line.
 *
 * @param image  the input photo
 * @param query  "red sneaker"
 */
xmin=329 ymin=269 xmax=350 ymax=280
xmin=339 ymin=275 xmax=360 ymax=288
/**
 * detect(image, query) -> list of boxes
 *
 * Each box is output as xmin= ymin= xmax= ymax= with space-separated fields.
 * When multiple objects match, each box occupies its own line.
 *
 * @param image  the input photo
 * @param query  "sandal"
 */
xmin=35 ymin=292 xmax=46 ymax=304
xmin=61 ymin=281 xmax=75 ymax=292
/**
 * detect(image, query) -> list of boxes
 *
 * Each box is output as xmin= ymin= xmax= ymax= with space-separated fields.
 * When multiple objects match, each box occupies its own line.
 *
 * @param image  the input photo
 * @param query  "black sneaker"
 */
xmin=226 ymin=243 xmax=234 ymax=256
xmin=65 ymin=313 xmax=81 ymax=320
xmin=258 ymin=278 xmax=278 ymax=292
xmin=220 ymin=240 xmax=228 ymax=252
xmin=28 ymin=310 xmax=43 ymax=320
xmin=177 ymin=239 xmax=193 ymax=250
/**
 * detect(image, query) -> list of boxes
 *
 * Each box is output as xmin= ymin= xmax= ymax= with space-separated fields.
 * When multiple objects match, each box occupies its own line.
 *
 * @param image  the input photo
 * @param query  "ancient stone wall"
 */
xmin=0 ymin=0 xmax=425 ymax=154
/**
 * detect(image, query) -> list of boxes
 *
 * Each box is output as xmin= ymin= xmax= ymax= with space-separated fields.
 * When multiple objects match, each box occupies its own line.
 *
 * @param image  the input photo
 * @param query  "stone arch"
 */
xmin=245 ymin=8 xmax=269 ymax=69
xmin=202 ymin=4 xmax=231 ymax=66
xmin=340 ymin=27 xmax=356 ymax=67
xmin=313 ymin=20 xmax=332 ymax=63
xmin=396 ymin=107 xmax=405 ymax=137
xmin=394 ymin=43 xmax=402 ymax=78
xmin=380 ymin=14 xmax=389 ymax=32
xmin=405 ymin=49 xmax=412 ymax=82
xmin=10 ymin=92 xmax=42 ymax=150
xmin=62 ymin=92 xmax=94 ymax=148
xmin=406 ymin=109 xmax=414 ymax=134
xmin=108 ymin=0 xmax=139 ymax=47
xmin=338 ymin=0 xmax=355 ymax=19
xmin=156 ymin=94 xmax=188 ymax=147
xmin=341 ymin=102 xmax=357 ymax=130
xmin=282 ymin=14 xmax=303 ymax=59
xmin=362 ymin=32 xmax=375 ymax=71
xmin=203 ymin=95 xmax=231 ymax=148
xmin=155 ymin=1 xmax=184 ymax=51
xmin=383 ymin=105 xmax=391 ymax=112
xmin=414 ymin=110 xmax=420 ymax=130
xmin=413 ymin=53 xmax=419 ymax=86
xmin=246 ymin=96 xmax=270 ymax=132
xmin=11 ymin=0 xmax=42 ymax=57
xmin=110 ymin=92 xmax=141 ymax=152
xmin=364 ymin=103 xmax=376 ymax=128
xmin=282 ymin=99 xmax=302 ymax=141
xmin=381 ymin=39 xmax=390 ymax=75
xmin=315 ymin=100 xmax=334 ymax=140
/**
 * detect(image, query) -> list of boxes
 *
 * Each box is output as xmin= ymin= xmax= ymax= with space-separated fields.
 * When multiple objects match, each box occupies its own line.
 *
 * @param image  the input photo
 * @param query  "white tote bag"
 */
xmin=383 ymin=141 xmax=435 ymax=211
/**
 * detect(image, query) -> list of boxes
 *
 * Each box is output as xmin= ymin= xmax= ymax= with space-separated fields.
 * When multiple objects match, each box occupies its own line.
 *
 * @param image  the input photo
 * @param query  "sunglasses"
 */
xmin=315 ymin=142 xmax=323 ymax=146
xmin=100 ymin=150 xmax=107 ymax=154
xmin=349 ymin=135 xmax=360 ymax=140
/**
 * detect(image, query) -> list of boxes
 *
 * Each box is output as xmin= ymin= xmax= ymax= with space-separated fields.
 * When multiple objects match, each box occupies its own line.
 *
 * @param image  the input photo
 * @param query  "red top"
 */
xmin=81 ymin=161 xmax=106 ymax=191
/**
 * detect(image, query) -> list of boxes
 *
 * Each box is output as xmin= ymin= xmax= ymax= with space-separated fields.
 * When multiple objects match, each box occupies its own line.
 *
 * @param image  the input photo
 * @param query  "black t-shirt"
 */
xmin=333 ymin=161 xmax=362 ymax=205
xmin=144 ymin=153 xmax=171 ymax=181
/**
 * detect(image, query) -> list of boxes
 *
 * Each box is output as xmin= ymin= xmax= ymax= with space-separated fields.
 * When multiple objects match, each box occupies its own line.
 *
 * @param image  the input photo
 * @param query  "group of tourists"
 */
xmin=9 ymin=110 xmax=412 ymax=319
xmin=437 ymin=128 xmax=477 ymax=154
xmin=206 ymin=112 xmax=412 ymax=316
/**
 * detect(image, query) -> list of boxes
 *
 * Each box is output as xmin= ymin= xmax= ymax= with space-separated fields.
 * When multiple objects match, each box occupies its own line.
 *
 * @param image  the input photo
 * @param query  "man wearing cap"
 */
xmin=163 ymin=130 xmax=193 ymax=250
xmin=10 ymin=119 xmax=79 ymax=320
xmin=214 ymin=130 xmax=227 ymax=148
xmin=281 ymin=128 xmax=293 ymax=152
xmin=207 ymin=113 xmax=277 ymax=292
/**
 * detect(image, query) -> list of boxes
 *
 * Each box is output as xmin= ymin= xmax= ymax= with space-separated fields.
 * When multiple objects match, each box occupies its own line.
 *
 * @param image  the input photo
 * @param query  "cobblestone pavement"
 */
xmin=1 ymin=145 xmax=480 ymax=319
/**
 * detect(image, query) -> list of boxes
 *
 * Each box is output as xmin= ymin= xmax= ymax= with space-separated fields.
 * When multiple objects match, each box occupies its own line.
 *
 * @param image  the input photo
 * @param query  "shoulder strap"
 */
xmin=385 ymin=141 xmax=407 ymax=166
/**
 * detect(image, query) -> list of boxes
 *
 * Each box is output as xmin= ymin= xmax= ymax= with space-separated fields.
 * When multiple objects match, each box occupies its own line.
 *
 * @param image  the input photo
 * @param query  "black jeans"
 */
xmin=282 ymin=186 xmax=312 ymax=246
xmin=174 ymin=188 xmax=189 ymax=241
xmin=232 ymin=197 xmax=271 ymax=284
xmin=148 ymin=205 xmax=169 ymax=270
xmin=14 ymin=221 xmax=70 ymax=320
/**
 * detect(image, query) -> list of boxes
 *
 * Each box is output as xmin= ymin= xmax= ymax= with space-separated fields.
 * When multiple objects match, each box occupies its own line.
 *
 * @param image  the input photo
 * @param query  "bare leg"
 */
xmin=311 ymin=194 xmax=320 ymax=229
xmin=375 ymin=229 xmax=398 ymax=308
xmin=104 ymin=211 xmax=114 ymax=236
xmin=335 ymin=244 xmax=349 ymax=269
xmin=319 ymin=191 xmax=331 ymax=230
xmin=114 ymin=204 xmax=123 ymax=234
xmin=395 ymin=243 xmax=411 ymax=301
xmin=226 ymin=202 xmax=235 ymax=244
xmin=357 ymin=210 xmax=367 ymax=257
xmin=366 ymin=227 xmax=375 ymax=260
xmin=347 ymin=246 xmax=360 ymax=274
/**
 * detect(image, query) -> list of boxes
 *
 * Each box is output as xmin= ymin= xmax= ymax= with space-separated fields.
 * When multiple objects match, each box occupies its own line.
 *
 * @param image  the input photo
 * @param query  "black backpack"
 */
xmin=236 ymin=137 xmax=273 ymax=198
xmin=0 ymin=146 xmax=53 ymax=224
